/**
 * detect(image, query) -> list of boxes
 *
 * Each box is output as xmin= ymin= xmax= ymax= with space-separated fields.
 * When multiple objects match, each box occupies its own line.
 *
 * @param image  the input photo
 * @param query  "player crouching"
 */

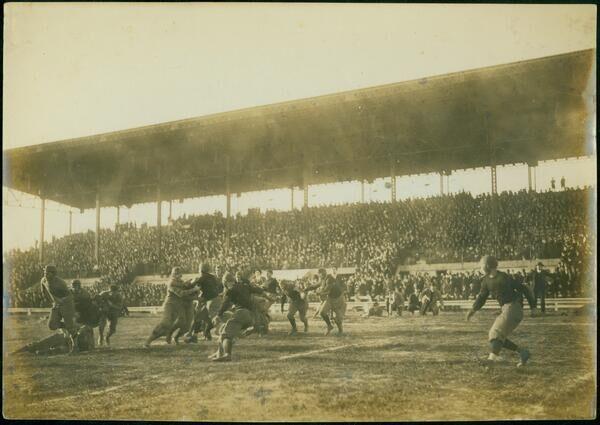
xmin=466 ymin=255 xmax=537 ymax=367
xmin=210 ymin=271 xmax=264 ymax=362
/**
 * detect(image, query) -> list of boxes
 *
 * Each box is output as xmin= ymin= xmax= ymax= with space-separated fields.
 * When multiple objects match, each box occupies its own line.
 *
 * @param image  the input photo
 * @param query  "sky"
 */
xmin=2 ymin=3 xmax=597 ymax=252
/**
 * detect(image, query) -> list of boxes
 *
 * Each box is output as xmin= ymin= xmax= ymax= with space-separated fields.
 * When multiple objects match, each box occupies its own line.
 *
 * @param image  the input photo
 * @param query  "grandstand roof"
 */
xmin=3 ymin=49 xmax=595 ymax=209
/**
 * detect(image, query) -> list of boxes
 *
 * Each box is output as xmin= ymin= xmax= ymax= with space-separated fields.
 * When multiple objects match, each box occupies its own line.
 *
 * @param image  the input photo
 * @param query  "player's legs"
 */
xmin=319 ymin=299 xmax=334 ymax=335
xmin=202 ymin=297 xmax=222 ymax=340
xmin=488 ymin=301 xmax=528 ymax=364
xmin=212 ymin=308 xmax=253 ymax=362
xmin=535 ymin=286 xmax=546 ymax=314
xmin=59 ymin=296 xmax=77 ymax=336
xmin=280 ymin=294 xmax=287 ymax=313
xmin=287 ymin=302 xmax=299 ymax=334
xmin=145 ymin=299 xmax=180 ymax=347
xmin=98 ymin=314 xmax=107 ymax=345
xmin=106 ymin=313 xmax=119 ymax=345
xmin=298 ymin=300 xmax=309 ymax=332
xmin=332 ymin=296 xmax=346 ymax=335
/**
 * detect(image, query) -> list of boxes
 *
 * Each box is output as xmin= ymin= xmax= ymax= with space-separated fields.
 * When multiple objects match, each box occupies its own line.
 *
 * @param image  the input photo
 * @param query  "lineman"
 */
xmin=97 ymin=284 xmax=124 ymax=346
xmin=71 ymin=280 xmax=101 ymax=328
xmin=210 ymin=271 xmax=265 ymax=362
xmin=466 ymin=255 xmax=537 ymax=366
xmin=40 ymin=265 xmax=77 ymax=339
xmin=279 ymin=280 xmax=311 ymax=335
xmin=308 ymin=268 xmax=347 ymax=336
xmin=178 ymin=262 xmax=223 ymax=342
xmin=144 ymin=267 xmax=199 ymax=347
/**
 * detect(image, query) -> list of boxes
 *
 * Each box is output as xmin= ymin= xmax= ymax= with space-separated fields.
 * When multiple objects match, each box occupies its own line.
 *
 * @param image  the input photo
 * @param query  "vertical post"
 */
xmin=533 ymin=166 xmax=537 ymax=191
xmin=39 ymin=197 xmax=45 ymax=264
xmin=485 ymin=111 xmax=498 ymax=257
xmin=95 ymin=192 xmax=100 ymax=265
xmin=390 ymin=160 xmax=397 ymax=203
xmin=302 ymin=163 xmax=311 ymax=209
xmin=361 ymin=180 xmax=365 ymax=203
xmin=168 ymin=200 xmax=172 ymax=221
xmin=439 ymin=172 xmax=444 ymax=195
xmin=290 ymin=187 xmax=294 ymax=210
xmin=156 ymin=185 xmax=162 ymax=267
xmin=527 ymin=165 xmax=533 ymax=191
xmin=446 ymin=173 xmax=450 ymax=194
xmin=116 ymin=206 xmax=120 ymax=226
xmin=68 ymin=210 xmax=73 ymax=235
xmin=225 ymin=156 xmax=231 ymax=254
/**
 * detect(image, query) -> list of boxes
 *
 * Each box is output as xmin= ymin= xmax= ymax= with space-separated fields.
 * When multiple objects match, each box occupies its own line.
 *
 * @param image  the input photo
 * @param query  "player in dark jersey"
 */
xmin=40 ymin=265 xmax=77 ymax=338
xmin=97 ymin=284 xmax=124 ymax=346
xmin=466 ymin=256 xmax=537 ymax=366
xmin=179 ymin=262 xmax=223 ymax=342
xmin=279 ymin=280 xmax=313 ymax=335
xmin=71 ymin=280 xmax=100 ymax=327
xmin=306 ymin=268 xmax=346 ymax=336
xmin=210 ymin=272 xmax=265 ymax=362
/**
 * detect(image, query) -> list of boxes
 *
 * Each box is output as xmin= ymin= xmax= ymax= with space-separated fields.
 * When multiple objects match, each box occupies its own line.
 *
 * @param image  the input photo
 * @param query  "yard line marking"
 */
xmin=31 ymin=374 xmax=164 ymax=405
xmin=277 ymin=336 xmax=402 ymax=361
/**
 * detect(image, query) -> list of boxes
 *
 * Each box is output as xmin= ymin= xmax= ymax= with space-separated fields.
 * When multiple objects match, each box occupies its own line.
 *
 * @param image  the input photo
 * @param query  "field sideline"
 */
xmin=3 ymin=308 xmax=596 ymax=421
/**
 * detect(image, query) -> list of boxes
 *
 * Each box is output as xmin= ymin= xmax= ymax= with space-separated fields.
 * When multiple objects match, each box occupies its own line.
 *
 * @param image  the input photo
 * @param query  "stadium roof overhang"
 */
xmin=3 ymin=49 xmax=595 ymax=210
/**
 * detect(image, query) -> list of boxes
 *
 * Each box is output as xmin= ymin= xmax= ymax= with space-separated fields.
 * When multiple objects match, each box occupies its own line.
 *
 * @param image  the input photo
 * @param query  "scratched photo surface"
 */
xmin=2 ymin=3 xmax=597 ymax=421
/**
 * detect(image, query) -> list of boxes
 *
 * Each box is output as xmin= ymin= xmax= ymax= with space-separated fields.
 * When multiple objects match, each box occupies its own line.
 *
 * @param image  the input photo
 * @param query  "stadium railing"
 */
xmin=7 ymin=298 xmax=594 ymax=315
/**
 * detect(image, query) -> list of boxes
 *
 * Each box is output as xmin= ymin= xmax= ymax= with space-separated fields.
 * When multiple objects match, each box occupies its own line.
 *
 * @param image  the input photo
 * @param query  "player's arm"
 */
xmin=511 ymin=277 xmax=537 ymax=315
xmin=467 ymin=283 xmax=489 ymax=320
xmin=216 ymin=288 xmax=233 ymax=318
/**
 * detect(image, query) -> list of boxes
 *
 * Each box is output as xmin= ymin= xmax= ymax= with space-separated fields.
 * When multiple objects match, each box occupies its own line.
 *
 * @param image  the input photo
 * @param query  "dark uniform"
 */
xmin=189 ymin=271 xmax=223 ymax=341
xmin=528 ymin=267 xmax=548 ymax=313
xmin=72 ymin=286 xmax=101 ymax=328
xmin=408 ymin=293 xmax=420 ymax=314
xmin=280 ymin=282 xmax=309 ymax=333
xmin=472 ymin=271 xmax=536 ymax=343
xmin=217 ymin=280 xmax=263 ymax=339
xmin=97 ymin=288 xmax=124 ymax=345
xmin=41 ymin=273 xmax=77 ymax=336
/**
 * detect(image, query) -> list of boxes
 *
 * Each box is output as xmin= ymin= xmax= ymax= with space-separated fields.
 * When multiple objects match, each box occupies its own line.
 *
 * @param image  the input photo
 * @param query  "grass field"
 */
xmin=3 ymin=307 xmax=597 ymax=421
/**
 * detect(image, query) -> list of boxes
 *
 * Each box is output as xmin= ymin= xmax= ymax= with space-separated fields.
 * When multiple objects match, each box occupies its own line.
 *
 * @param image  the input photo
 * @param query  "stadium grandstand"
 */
xmin=3 ymin=48 xmax=596 ymax=309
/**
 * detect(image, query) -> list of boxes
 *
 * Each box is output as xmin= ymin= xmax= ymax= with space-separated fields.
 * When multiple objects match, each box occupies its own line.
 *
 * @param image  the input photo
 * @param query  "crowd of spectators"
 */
xmin=5 ymin=187 xmax=594 ymax=307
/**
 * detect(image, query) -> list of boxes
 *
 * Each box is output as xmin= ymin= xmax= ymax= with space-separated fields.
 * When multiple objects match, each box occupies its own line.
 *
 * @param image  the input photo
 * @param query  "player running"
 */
xmin=97 ymin=284 xmax=124 ymax=346
xmin=144 ymin=267 xmax=199 ymax=347
xmin=466 ymin=255 xmax=537 ymax=367
xmin=279 ymin=280 xmax=312 ymax=335
xmin=210 ymin=271 xmax=265 ymax=362
xmin=307 ymin=268 xmax=347 ymax=336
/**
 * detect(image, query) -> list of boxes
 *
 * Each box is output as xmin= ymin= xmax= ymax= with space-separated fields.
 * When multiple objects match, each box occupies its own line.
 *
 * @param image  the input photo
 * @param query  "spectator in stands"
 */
xmin=5 ymin=188 xmax=592 ymax=306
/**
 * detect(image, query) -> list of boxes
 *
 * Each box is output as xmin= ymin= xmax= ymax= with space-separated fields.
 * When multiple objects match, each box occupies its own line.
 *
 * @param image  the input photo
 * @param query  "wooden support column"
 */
xmin=225 ymin=157 xmax=231 ymax=254
xmin=290 ymin=187 xmax=294 ymax=210
xmin=39 ymin=197 xmax=45 ymax=264
xmin=95 ymin=192 xmax=100 ymax=265
xmin=156 ymin=186 xmax=162 ymax=267
xmin=68 ymin=210 xmax=73 ymax=235
xmin=302 ymin=162 xmax=311 ymax=209
xmin=390 ymin=160 xmax=397 ymax=203
xmin=361 ymin=180 xmax=365 ymax=203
